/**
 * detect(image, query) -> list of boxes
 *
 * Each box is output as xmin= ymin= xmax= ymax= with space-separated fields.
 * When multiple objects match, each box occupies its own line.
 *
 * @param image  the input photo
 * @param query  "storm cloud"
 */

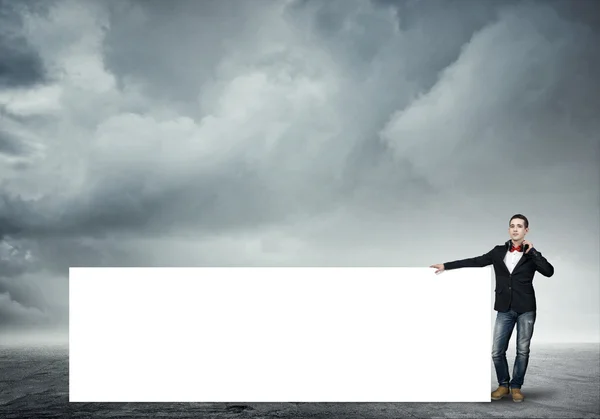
xmin=0 ymin=0 xmax=598 ymax=343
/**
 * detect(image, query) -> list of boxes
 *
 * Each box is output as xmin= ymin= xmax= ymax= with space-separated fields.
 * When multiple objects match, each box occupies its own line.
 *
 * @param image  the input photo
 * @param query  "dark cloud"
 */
xmin=544 ymin=0 xmax=600 ymax=32
xmin=0 ymin=41 xmax=46 ymax=88
xmin=0 ymin=0 xmax=50 ymax=88
xmin=0 ymin=130 xmax=32 ymax=157
xmin=0 ymin=280 xmax=47 ymax=311
xmin=0 ymin=238 xmax=36 ymax=277
xmin=0 ymin=236 xmax=51 ymax=335
xmin=0 ymin=0 xmax=598 ymax=342
xmin=101 ymin=0 xmax=273 ymax=105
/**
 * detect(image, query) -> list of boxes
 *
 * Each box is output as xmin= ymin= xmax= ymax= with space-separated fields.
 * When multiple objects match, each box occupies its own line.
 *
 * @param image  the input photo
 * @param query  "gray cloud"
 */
xmin=0 ymin=0 xmax=598 ymax=342
xmin=0 ymin=0 xmax=51 ymax=88
xmin=0 ymin=130 xmax=31 ymax=157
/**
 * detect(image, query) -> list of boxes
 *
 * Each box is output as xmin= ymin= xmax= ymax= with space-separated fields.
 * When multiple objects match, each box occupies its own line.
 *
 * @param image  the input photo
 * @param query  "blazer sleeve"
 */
xmin=527 ymin=248 xmax=554 ymax=277
xmin=444 ymin=248 xmax=494 ymax=270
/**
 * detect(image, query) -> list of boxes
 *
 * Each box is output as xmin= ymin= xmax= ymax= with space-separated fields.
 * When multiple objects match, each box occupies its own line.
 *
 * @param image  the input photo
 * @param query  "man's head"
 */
xmin=508 ymin=214 xmax=529 ymax=243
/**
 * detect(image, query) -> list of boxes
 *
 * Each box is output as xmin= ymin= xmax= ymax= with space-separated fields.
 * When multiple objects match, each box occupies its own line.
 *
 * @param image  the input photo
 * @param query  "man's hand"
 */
xmin=523 ymin=240 xmax=533 ymax=253
xmin=430 ymin=263 xmax=445 ymax=274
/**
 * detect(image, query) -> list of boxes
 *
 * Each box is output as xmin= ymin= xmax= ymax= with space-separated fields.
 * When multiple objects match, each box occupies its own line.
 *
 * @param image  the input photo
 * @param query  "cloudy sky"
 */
xmin=0 ymin=0 xmax=598 ymax=344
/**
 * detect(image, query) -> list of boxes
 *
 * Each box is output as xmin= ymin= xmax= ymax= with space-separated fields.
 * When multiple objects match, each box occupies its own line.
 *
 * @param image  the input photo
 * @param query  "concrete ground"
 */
xmin=0 ymin=343 xmax=598 ymax=418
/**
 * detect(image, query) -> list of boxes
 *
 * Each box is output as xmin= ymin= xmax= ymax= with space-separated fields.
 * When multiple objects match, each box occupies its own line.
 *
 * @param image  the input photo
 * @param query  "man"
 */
xmin=430 ymin=214 xmax=554 ymax=403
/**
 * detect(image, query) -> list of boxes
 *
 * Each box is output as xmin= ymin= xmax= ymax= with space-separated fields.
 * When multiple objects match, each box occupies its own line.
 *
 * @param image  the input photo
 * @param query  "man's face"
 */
xmin=508 ymin=218 xmax=529 ymax=242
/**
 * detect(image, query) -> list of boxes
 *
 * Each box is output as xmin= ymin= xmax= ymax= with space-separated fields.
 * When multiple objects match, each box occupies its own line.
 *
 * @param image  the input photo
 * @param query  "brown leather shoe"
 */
xmin=511 ymin=388 xmax=524 ymax=402
xmin=491 ymin=386 xmax=510 ymax=400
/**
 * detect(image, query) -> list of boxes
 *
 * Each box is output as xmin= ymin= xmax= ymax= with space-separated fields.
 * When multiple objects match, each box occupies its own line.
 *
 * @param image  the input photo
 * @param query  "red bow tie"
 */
xmin=510 ymin=245 xmax=522 ymax=252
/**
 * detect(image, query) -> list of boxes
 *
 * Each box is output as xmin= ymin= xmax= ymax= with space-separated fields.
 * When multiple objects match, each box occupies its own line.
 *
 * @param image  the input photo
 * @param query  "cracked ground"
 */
xmin=0 ymin=343 xmax=598 ymax=419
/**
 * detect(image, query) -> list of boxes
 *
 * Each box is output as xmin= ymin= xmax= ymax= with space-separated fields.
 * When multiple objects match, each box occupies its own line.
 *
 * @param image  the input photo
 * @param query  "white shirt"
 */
xmin=504 ymin=247 xmax=524 ymax=273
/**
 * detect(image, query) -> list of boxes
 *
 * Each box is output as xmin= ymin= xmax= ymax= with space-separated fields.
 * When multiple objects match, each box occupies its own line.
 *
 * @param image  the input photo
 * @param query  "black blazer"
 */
xmin=443 ymin=240 xmax=554 ymax=313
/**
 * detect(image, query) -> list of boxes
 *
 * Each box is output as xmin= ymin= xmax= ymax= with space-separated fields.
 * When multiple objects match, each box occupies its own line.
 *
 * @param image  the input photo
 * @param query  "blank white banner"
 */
xmin=69 ymin=267 xmax=492 ymax=402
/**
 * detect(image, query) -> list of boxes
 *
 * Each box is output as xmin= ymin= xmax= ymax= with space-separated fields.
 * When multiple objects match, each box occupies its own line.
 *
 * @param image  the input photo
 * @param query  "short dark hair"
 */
xmin=509 ymin=214 xmax=529 ymax=228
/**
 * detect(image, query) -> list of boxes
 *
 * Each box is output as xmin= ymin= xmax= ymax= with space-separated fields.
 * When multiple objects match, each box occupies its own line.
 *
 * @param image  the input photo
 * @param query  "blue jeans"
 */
xmin=491 ymin=309 xmax=536 ymax=389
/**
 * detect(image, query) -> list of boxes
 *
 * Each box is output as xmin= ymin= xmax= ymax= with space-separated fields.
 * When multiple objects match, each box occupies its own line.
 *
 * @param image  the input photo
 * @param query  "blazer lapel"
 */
xmin=496 ymin=247 xmax=511 ymax=275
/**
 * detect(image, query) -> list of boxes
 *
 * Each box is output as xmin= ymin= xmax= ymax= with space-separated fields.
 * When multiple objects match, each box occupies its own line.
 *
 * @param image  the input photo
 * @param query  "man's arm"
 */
xmin=526 ymin=248 xmax=554 ymax=277
xmin=443 ymin=249 xmax=494 ymax=270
